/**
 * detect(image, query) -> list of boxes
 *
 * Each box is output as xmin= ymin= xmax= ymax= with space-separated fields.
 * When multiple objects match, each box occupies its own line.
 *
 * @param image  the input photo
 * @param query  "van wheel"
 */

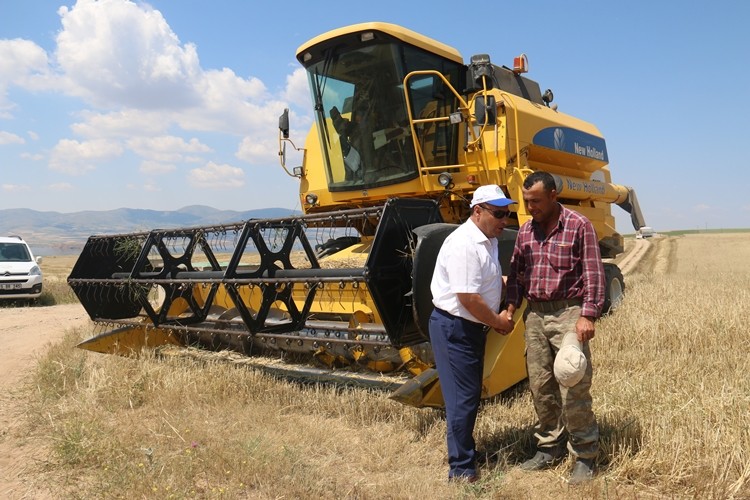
xmin=603 ymin=263 xmax=625 ymax=315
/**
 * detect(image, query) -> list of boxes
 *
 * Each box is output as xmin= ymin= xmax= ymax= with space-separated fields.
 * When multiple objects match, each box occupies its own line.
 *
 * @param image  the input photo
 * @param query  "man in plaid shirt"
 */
xmin=505 ymin=171 xmax=605 ymax=484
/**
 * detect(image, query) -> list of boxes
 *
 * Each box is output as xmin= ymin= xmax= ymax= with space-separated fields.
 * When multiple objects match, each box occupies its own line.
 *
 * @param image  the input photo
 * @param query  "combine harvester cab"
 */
xmin=69 ymin=22 xmax=646 ymax=408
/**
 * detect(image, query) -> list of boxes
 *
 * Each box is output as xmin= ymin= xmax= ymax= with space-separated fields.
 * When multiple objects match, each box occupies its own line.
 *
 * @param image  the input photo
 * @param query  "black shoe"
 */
xmin=520 ymin=449 xmax=564 ymax=471
xmin=568 ymin=458 xmax=595 ymax=484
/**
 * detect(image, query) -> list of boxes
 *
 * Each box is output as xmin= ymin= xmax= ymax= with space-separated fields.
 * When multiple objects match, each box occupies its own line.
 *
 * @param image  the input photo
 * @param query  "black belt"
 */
xmin=434 ymin=307 xmax=488 ymax=331
xmin=527 ymin=298 xmax=583 ymax=313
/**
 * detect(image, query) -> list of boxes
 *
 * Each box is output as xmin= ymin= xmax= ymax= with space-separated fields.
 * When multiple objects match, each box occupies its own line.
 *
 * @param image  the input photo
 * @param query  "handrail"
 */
xmin=401 ymin=70 xmax=486 ymax=191
xmin=497 ymin=91 xmax=522 ymax=173
xmin=400 ymin=69 xmax=533 ymax=194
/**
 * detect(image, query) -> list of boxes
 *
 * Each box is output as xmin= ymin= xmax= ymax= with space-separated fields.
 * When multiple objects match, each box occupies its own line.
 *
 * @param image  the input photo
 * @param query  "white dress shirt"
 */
xmin=430 ymin=218 xmax=502 ymax=323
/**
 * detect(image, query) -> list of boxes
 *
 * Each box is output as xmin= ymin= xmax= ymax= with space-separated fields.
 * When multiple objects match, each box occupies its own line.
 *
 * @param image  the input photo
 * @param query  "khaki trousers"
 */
xmin=524 ymin=305 xmax=599 ymax=459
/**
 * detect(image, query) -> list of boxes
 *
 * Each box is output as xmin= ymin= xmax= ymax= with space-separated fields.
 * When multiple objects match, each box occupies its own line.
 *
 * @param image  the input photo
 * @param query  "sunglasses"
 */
xmin=478 ymin=205 xmax=511 ymax=219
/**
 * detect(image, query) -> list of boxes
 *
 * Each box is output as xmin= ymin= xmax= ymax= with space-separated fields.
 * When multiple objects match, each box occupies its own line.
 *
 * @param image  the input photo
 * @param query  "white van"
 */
xmin=0 ymin=236 xmax=43 ymax=302
xmin=636 ymin=226 xmax=655 ymax=239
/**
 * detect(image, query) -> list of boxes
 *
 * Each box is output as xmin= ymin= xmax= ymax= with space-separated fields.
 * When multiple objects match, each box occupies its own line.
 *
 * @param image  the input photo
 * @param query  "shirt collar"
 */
xmin=467 ymin=217 xmax=493 ymax=244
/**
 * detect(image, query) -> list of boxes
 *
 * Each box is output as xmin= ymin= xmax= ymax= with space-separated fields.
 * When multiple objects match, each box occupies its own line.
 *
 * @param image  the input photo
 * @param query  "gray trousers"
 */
xmin=524 ymin=305 xmax=599 ymax=459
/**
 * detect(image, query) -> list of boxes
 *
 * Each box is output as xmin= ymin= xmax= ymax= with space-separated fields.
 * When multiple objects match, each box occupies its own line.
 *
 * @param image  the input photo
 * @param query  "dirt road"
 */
xmin=0 ymin=303 xmax=89 ymax=499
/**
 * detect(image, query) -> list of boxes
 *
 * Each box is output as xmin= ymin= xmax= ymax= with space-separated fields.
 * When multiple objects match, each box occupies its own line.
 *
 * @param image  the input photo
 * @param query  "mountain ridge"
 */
xmin=0 ymin=206 xmax=299 ymax=255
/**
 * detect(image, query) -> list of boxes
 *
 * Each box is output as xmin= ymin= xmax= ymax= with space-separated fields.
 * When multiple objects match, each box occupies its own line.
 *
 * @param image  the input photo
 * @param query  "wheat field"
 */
xmin=15 ymin=232 xmax=750 ymax=498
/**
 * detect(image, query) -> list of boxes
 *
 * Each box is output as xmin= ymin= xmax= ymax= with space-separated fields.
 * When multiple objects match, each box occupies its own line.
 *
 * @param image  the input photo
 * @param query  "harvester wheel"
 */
xmin=602 ymin=263 xmax=625 ymax=315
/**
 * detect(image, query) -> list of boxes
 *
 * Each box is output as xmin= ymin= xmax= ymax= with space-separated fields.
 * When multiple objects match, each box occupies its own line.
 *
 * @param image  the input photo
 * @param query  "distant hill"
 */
xmin=0 ymin=206 xmax=300 ymax=255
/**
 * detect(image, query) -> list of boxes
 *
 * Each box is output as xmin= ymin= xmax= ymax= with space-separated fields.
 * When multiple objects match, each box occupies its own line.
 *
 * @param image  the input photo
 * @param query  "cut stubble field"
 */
xmin=1 ymin=232 xmax=749 ymax=499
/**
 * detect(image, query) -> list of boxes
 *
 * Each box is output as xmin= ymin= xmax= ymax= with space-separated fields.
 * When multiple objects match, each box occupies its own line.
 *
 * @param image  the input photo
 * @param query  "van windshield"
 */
xmin=0 ymin=243 xmax=31 ymax=262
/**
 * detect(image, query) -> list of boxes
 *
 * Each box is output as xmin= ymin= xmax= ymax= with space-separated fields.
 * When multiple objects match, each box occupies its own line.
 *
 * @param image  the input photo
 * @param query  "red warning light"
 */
xmin=513 ymin=54 xmax=528 ymax=74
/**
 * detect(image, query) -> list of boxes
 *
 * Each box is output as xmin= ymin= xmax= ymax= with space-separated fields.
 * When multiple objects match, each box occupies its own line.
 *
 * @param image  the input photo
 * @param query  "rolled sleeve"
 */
xmin=506 ymin=240 xmax=525 ymax=307
xmin=580 ymin=222 xmax=605 ymax=318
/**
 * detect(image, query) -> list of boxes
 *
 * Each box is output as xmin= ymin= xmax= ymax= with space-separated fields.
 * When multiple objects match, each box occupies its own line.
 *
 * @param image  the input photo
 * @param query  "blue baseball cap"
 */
xmin=470 ymin=185 xmax=517 ymax=208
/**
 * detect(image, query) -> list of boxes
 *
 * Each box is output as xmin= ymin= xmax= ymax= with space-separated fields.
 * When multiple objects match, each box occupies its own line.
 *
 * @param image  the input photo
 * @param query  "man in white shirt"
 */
xmin=429 ymin=184 xmax=517 ymax=482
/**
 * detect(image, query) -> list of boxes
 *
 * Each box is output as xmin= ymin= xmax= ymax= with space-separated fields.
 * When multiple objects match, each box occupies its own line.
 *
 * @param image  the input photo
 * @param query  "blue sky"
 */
xmin=1 ymin=0 xmax=748 ymax=233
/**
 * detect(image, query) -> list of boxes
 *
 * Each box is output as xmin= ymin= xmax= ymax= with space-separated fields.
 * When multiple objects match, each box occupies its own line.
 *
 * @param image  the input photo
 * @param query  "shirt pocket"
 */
xmin=546 ymin=242 xmax=574 ymax=271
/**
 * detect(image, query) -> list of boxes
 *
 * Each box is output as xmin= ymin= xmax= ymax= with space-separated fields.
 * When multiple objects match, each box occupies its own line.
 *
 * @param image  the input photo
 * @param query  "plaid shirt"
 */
xmin=506 ymin=204 xmax=605 ymax=318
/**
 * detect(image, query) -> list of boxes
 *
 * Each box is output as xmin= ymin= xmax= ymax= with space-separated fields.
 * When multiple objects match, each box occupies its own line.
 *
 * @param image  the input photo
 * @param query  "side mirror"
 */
xmin=277 ymin=108 xmax=303 ymax=177
xmin=279 ymin=108 xmax=289 ymax=139
xmin=469 ymin=54 xmax=493 ymax=90
xmin=475 ymin=95 xmax=496 ymax=126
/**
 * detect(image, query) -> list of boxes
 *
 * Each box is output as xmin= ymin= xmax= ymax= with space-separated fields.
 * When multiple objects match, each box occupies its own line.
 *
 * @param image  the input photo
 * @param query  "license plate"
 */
xmin=0 ymin=284 xmax=21 ymax=290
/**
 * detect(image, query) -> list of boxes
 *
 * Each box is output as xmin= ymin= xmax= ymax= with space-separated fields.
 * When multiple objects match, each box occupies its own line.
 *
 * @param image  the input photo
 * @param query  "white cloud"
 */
xmin=0 ymin=131 xmax=24 ymax=145
xmin=226 ymin=72 xmax=313 ymax=166
xmin=45 ymin=182 xmax=74 ymax=191
xmin=694 ymin=203 xmax=711 ymax=212
xmin=139 ymin=160 xmax=176 ymax=174
xmin=282 ymin=68 xmax=312 ymax=108
xmin=49 ymin=138 xmax=123 ymax=174
xmin=48 ymin=1 xmax=302 ymax=167
xmin=198 ymin=69 xmax=269 ymax=109
xmin=0 ymin=39 xmax=49 ymax=82
xmin=0 ymin=0 xmax=311 ymax=205
xmin=143 ymin=181 xmax=162 ymax=192
xmin=20 ymin=152 xmax=44 ymax=161
xmin=0 ymin=38 xmax=52 ymax=117
xmin=55 ymin=0 xmax=201 ymax=109
xmin=2 ymin=184 xmax=30 ymax=192
xmin=187 ymin=161 xmax=245 ymax=189
xmin=174 ymin=73 xmax=284 ymax=136
xmin=71 ymin=109 xmax=171 ymax=138
xmin=127 ymin=135 xmax=211 ymax=163
xmin=236 ymin=135 xmax=279 ymax=165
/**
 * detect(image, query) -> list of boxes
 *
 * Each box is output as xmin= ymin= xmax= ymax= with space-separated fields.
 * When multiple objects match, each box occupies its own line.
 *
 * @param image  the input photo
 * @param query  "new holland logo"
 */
xmin=553 ymin=128 xmax=565 ymax=150
xmin=533 ymin=127 xmax=608 ymax=163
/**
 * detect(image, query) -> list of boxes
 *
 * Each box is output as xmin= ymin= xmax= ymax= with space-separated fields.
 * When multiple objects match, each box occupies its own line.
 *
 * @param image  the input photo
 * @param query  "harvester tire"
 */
xmin=602 ymin=263 xmax=625 ymax=315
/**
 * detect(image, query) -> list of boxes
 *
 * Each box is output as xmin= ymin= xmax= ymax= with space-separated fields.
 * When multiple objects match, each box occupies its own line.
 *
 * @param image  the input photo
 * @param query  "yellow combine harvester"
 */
xmin=67 ymin=23 xmax=645 ymax=408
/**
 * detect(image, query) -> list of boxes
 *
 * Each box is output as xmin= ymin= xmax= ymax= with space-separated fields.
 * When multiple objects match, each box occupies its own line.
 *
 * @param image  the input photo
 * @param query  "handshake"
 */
xmin=493 ymin=307 xmax=515 ymax=335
